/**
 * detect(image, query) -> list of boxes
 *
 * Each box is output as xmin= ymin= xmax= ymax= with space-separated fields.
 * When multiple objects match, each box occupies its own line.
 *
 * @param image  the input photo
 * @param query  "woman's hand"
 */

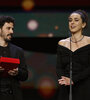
xmin=58 ymin=76 xmax=74 ymax=86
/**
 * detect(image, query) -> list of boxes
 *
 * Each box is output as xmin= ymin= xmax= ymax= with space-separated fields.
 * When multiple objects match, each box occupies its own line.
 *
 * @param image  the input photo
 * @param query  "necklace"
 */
xmin=70 ymin=35 xmax=84 ymax=43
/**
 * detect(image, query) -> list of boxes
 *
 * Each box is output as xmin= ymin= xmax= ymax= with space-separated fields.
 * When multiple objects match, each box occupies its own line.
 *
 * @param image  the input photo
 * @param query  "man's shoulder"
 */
xmin=9 ymin=43 xmax=23 ymax=51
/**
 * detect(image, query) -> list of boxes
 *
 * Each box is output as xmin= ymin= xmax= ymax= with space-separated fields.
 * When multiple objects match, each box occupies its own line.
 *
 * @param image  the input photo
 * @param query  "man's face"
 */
xmin=0 ymin=22 xmax=14 ymax=42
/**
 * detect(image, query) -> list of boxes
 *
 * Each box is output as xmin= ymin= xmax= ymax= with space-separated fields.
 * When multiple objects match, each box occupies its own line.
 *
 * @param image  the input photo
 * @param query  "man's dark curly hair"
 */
xmin=0 ymin=16 xmax=15 ymax=28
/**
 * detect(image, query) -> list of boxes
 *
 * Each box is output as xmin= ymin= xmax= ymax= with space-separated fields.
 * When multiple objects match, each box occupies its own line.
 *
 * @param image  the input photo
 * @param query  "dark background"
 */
xmin=0 ymin=0 xmax=90 ymax=100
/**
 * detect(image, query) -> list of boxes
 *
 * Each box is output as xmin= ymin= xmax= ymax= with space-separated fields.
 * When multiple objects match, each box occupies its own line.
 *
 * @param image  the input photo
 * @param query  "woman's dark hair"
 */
xmin=0 ymin=16 xmax=15 ymax=28
xmin=69 ymin=9 xmax=88 ymax=29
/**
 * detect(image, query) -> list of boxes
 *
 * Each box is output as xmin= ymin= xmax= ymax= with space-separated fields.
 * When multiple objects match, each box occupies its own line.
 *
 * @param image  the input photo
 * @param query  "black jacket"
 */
xmin=0 ymin=43 xmax=28 ymax=100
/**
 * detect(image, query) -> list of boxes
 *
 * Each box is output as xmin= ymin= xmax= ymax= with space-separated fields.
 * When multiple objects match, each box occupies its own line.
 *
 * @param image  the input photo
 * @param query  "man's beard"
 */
xmin=5 ymin=34 xmax=13 ymax=42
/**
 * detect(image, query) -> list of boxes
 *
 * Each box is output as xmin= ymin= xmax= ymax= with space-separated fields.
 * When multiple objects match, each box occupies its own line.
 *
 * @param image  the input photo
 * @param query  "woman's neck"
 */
xmin=71 ymin=33 xmax=84 ymax=43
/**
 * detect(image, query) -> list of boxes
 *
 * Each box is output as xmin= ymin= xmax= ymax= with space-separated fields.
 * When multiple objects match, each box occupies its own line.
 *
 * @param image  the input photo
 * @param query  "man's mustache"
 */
xmin=7 ymin=34 xmax=13 ymax=37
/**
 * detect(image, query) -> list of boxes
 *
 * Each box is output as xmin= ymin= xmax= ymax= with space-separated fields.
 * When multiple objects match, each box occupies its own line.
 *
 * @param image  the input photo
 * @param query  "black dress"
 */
xmin=56 ymin=44 xmax=90 ymax=100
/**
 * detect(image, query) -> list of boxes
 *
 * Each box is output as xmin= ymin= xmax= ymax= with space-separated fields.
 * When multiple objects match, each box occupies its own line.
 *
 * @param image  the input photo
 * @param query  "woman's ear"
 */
xmin=0 ymin=28 xmax=1 ymax=36
xmin=82 ymin=22 xmax=86 ymax=28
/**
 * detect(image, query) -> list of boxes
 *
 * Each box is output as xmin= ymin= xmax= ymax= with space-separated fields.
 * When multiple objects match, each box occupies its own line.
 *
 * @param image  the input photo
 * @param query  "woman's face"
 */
xmin=68 ymin=13 xmax=86 ymax=34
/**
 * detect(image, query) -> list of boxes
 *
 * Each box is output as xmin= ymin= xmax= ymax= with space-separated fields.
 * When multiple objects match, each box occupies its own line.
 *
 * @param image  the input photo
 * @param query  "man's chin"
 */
xmin=5 ymin=38 xmax=12 ymax=42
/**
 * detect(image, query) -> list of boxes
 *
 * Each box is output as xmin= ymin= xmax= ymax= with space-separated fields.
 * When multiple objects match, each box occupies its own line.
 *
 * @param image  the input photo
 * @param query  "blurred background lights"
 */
xmin=54 ymin=25 xmax=59 ymax=30
xmin=37 ymin=33 xmax=49 ymax=37
xmin=37 ymin=76 xmax=56 ymax=99
xmin=21 ymin=0 xmax=35 ymax=11
xmin=48 ymin=33 xmax=54 ymax=37
xmin=27 ymin=19 xmax=39 ymax=31
xmin=37 ymin=33 xmax=54 ymax=37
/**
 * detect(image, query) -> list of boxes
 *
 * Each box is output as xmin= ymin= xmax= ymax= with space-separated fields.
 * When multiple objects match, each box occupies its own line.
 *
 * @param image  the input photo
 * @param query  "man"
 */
xmin=0 ymin=16 xmax=28 ymax=100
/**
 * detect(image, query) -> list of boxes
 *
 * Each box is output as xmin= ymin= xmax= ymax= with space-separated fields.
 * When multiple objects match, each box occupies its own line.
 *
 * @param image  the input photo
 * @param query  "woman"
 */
xmin=56 ymin=9 xmax=90 ymax=100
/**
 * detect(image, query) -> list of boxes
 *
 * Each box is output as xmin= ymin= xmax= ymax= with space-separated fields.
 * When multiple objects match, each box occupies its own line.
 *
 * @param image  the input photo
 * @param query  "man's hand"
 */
xmin=8 ymin=68 xmax=18 ymax=76
xmin=0 ymin=66 xmax=4 ymax=72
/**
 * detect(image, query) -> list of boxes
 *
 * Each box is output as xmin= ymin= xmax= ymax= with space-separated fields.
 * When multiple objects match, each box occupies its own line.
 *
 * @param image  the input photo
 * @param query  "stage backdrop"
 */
xmin=0 ymin=11 xmax=90 ymax=37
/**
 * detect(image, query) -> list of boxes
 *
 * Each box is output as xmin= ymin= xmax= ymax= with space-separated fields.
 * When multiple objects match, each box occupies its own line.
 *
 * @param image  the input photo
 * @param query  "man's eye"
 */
xmin=12 ymin=28 xmax=14 ymax=31
xmin=7 ymin=27 xmax=10 ymax=30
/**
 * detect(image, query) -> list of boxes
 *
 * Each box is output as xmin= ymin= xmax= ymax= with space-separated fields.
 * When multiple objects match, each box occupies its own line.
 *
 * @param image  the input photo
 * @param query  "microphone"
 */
xmin=68 ymin=31 xmax=73 ymax=100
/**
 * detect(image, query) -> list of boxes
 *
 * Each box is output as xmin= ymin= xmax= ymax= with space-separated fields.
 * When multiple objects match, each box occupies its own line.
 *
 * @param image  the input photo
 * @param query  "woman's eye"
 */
xmin=75 ymin=19 xmax=79 ymax=21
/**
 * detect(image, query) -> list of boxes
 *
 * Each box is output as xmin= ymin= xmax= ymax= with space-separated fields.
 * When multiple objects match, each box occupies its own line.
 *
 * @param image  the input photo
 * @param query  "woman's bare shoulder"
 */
xmin=85 ymin=36 xmax=90 ymax=44
xmin=58 ymin=38 xmax=70 ymax=46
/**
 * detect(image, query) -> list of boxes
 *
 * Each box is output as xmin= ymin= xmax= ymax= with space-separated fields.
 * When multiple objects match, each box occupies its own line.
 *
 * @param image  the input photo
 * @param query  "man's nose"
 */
xmin=10 ymin=29 xmax=14 ymax=34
